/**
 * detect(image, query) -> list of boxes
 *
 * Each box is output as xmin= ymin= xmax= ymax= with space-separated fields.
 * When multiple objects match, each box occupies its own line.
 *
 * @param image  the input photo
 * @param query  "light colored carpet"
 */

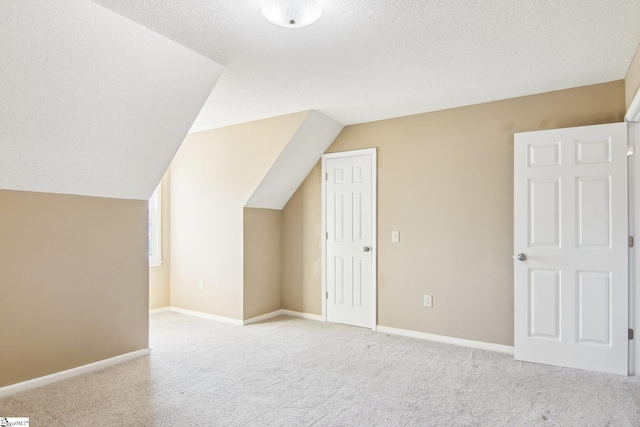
xmin=1 ymin=312 xmax=639 ymax=426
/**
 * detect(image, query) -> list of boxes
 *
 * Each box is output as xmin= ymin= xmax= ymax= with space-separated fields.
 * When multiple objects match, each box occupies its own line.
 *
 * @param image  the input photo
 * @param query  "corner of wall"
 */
xmin=626 ymin=42 xmax=640 ymax=110
xmin=243 ymin=207 xmax=283 ymax=320
xmin=279 ymin=81 xmax=626 ymax=346
xmin=280 ymin=161 xmax=323 ymax=315
xmin=168 ymin=112 xmax=311 ymax=321
xmin=0 ymin=190 xmax=149 ymax=388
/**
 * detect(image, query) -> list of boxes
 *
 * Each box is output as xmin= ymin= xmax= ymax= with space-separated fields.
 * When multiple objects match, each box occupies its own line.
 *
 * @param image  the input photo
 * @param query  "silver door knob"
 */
xmin=516 ymin=253 xmax=526 ymax=261
xmin=363 ymin=246 xmax=371 ymax=252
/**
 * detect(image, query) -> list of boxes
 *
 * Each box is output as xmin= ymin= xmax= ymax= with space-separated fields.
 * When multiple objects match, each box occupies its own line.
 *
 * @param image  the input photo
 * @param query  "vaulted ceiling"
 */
xmin=92 ymin=0 xmax=640 ymax=132
xmin=2 ymin=1 xmax=640 ymax=200
xmin=0 ymin=0 xmax=223 ymax=199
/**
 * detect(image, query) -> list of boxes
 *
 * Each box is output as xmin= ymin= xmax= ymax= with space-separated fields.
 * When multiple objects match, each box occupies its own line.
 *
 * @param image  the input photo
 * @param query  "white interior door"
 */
xmin=324 ymin=149 xmax=376 ymax=329
xmin=514 ymin=122 xmax=628 ymax=375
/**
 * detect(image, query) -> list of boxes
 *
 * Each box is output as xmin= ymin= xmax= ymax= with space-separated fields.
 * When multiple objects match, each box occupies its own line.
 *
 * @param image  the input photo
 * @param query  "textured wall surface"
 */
xmin=169 ymin=112 xmax=307 ymax=319
xmin=243 ymin=208 xmax=282 ymax=320
xmin=281 ymin=81 xmax=626 ymax=346
xmin=0 ymin=190 xmax=149 ymax=387
xmin=281 ymin=162 xmax=323 ymax=315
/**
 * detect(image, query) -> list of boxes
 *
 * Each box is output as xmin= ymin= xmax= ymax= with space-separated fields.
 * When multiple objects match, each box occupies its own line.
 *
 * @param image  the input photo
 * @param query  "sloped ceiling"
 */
xmin=91 ymin=0 xmax=640 ymax=132
xmin=245 ymin=110 xmax=344 ymax=209
xmin=0 ymin=0 xmax=224 ymax=200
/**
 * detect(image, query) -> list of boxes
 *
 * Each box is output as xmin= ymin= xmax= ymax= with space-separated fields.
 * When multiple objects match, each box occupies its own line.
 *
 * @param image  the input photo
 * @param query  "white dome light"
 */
xmin=262 ymin=0 xmax=322 ymax=29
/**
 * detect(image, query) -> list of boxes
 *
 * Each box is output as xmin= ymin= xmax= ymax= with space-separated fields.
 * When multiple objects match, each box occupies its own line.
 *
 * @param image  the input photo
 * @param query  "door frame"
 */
xmin=629 ymin=121 xmax=638 ymax=376
xmin=321 ymin=148 xmax=378 ymax=330
xmin=627 ymin=88 xmax=640 ymax=375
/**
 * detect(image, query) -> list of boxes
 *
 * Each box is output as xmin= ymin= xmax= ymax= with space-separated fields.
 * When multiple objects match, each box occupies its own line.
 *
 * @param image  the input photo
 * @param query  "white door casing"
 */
xmin=322 ymin=149 xmax=377 ymax=329
xmin=514 ymin=122 xmax=629 ymax=375
xmin=628 ymin=121 xmax=640 ymax=376
xmin=626 ymin=88 xmax=640 ymax=376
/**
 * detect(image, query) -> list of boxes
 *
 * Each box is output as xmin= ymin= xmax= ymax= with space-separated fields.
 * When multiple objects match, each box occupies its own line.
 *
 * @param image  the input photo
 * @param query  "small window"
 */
xmin=149 ymin=183 xmax=162 ymax=267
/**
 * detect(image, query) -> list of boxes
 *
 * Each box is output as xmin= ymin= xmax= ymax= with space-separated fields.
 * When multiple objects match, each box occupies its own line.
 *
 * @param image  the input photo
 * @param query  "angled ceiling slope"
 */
xmin=246 ymin=110 xmax=344 ymax=210
xmin=0 ymin=0 xmax=224 ymax=200
xmin=89 ymin=0 xmax=640 ymax=132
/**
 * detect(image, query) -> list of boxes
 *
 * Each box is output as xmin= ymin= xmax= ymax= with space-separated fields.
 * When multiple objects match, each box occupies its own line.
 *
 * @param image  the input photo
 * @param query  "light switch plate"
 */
xmin=392 ymin=231 xmax=400 ymax=243
xmin=424 ymin=295 xmax=432 ymax=307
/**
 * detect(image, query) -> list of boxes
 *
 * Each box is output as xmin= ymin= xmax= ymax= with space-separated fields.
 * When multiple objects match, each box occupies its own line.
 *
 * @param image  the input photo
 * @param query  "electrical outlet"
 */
xmin=423 ymin=294 xmax=432 ymax=307
xmin=198 ymin=280 xmax=204 ymax=291
xmin=392 ymin=230 xmax=400 ymax=243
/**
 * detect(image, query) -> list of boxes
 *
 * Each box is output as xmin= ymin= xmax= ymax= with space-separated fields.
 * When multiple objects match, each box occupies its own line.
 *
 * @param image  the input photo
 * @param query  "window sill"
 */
xmin=149 ymin=260 xmax=164 ymax=268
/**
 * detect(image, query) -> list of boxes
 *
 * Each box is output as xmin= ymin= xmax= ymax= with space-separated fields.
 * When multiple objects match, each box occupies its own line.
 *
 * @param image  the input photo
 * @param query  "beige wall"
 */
xmin=281 ymin=162 xmax=323 ymax=315
xmin=282 ymin=80 xmax=626 ymax=346
xmin=627 ymin=42 xmax=640 ymax=110
xmin=169 ymin=112 xmax=308 ymax=320
xmin=149 ymin=169 xmax=171 ymax=310
xmin=243 ymin=208 xmax=282 ymax=319
xmin=0 ymin=190 xmax=149 ymax=387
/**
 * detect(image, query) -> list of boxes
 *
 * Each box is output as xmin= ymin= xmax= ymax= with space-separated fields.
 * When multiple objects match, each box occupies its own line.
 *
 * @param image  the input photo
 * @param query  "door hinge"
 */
xmin=326 ymin=231 xmax=328 ymax=239
xmin=326 ymin=291 xmax=329 ymax=300
xmin=325 ymin=172 xmax=328 ymax=180
xmin=630 ymin=329 xmax=634 ymax=340
xmin=628 ymin=145 xmax=634 ymax=157
xmin=630 ymin=236 xmax=634 ymax=248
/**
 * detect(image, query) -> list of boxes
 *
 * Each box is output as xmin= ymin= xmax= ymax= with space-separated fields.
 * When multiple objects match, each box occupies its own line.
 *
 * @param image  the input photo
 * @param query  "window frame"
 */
xmin=149 ymin=183 xmax=162 ymax=267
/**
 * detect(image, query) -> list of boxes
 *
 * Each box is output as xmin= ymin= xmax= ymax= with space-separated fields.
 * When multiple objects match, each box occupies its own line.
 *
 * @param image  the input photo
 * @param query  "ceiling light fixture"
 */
xmin=262 ymin=0 xmax=322 ymax=29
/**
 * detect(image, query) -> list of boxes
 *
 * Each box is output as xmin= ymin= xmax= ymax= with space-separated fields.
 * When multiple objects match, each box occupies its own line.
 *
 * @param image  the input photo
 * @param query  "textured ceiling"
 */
xmin=0 ymin=0 xmax=223 ymax=199
xmin=91 ymin=0 xmax=640 ymax=132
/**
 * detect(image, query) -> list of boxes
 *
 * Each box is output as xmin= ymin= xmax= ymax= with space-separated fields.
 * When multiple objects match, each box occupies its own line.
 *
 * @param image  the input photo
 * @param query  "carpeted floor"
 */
xmin=1 ymin=312 xmax=640 ymax=426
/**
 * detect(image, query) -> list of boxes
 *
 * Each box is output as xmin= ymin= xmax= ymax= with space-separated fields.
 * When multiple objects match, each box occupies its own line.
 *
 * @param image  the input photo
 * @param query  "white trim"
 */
xmin=148 ymin=183 xmax=162 ymax=267
xmin=243 ymin=309 xmax=324 ymax=324
xmin=321 ymin=154 xmax=327 ymax=323
xmin=371 ymin=149 xmax=377 ymax=331
xmin=243 ymin=309 xmax=283 ymax=325
xmin=281 ymin=309 xmax=323 ymax=321
xmin=626 ymin=89 xmax=640 ymax=123
xmin=0 ymin=349 xmax=150 ymax=399
xmin=321 ymin=148 xmax=378 ymax=330
xmin=630 ymin=122 xmax=640 ymax=376
xmin=169 ymin=307 xmax=244 ymax=326
xmin=376 ymin=325 xmax=514 ymax=355
xmin=158 ymin=307 xmax=324 ymax=325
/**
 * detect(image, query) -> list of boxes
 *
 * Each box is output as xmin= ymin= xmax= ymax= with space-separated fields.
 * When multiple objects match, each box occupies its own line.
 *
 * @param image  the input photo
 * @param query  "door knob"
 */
xmin=363 ymin=246 xmax=371 ymax=252
xmin=516 ymin=253 xmax=526 ymax=261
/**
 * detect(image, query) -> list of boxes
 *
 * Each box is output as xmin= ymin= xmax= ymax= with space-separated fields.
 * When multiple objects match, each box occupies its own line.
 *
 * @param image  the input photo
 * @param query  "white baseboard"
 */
xmin=244 ymin=309 xmax=323 ymax=324
xmin=149 ymin=307 xmax=170 ymax=314
xmin=243 ymin=309 xmax=284 ymax=325
xmin=281 ymin=309 xmax=323 ymax=321
xmin=164 ymin=306 xmax=324 ymax=326
xmin=155 ymin=309 xmax=510 ymax=356
xmin=376 ymin=325 xmax=514 ymax=355
xmin=0 ymin=348 xmax=150 ymax=399
xmin=168 ymin=307 xmax=244 ymax=326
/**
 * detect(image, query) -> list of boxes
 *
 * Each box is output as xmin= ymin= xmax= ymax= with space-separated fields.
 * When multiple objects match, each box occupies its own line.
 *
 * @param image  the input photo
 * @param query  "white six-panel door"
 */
xmin=324 ymin=149 xmax=376 ymax=329
xmin=514 ymin=122 xmax=628 ymax=375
